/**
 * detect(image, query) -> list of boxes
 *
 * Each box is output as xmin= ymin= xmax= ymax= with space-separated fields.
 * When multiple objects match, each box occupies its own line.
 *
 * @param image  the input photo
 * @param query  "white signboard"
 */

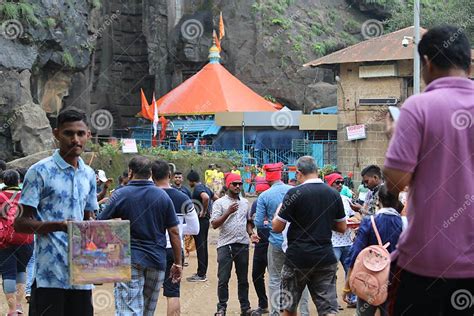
xmin=346 ymin=124 xmax=367 ymax=141
xmin=121 ymin=138 xmax=138 ymax=153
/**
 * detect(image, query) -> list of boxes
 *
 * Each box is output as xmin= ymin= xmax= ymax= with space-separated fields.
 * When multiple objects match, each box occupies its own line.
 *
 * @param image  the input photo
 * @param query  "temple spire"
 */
xmin=209 ymin=30 xmax=221 ymax=64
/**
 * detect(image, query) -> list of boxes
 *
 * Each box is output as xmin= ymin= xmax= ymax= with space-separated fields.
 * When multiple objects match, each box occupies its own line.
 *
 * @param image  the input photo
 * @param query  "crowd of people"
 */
xmin=0 ymin=25 xmax=472 ymax=316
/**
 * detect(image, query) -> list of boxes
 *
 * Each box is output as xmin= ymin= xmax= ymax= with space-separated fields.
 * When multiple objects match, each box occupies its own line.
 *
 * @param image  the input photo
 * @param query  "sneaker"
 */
xmin=347 ymin=293 xmax=357 ymax=308
xmin=250 ymin=307 xmax=269 ymax=315
xmin=186 ymin=274 xmax=207 ymax=282
xmin=241 ymin=309 xmax=253 ymax=316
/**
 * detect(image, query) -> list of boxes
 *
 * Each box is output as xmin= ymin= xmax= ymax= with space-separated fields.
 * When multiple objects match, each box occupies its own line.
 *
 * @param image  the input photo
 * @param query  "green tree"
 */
xmin=385 ymin=0 xmax=474 ymax=45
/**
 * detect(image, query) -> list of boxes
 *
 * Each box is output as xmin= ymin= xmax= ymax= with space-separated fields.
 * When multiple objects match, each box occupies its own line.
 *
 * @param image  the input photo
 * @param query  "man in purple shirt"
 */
xmin=384 ymin=25 xmax=473 ymax=315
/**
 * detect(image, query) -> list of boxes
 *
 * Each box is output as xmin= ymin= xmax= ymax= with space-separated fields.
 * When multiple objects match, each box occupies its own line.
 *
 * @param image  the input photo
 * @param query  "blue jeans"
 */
xmin=0 ymin=244 xmax=33 ymax=294
xmin=333 ymin=245 xmax=351 ymax=277
xmin=26 ymin=250 xmax=35 ymax=296
xmin=267 ymin=243 xmax=309 ymax=315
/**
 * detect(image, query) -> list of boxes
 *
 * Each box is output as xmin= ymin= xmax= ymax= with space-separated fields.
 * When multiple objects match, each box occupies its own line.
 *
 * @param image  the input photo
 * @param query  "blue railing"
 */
xmin=100 ymin=135 xmax=336 ymax=166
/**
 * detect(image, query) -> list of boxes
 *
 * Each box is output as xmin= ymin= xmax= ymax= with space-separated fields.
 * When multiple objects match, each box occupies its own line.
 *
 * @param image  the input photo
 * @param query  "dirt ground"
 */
xmin=1 ymin=226 xmax=355 ymax=315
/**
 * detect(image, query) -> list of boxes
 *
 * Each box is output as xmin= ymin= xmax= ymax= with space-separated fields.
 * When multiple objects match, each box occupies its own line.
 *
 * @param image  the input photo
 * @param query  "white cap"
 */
xmin=97 ymin=170 xmax=107 ymax=183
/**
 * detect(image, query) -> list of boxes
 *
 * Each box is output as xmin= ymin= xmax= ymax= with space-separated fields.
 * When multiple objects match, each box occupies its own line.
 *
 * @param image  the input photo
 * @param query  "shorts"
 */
xmin=280 ymin=263 xmax=338 ymax=315
xmin=163 ymin=248 xmax=183 ymax=297
xmin=29 ymin=282 xmax=93 ymax=316
xmin=0 ymin=243 xmax=33 ymax=280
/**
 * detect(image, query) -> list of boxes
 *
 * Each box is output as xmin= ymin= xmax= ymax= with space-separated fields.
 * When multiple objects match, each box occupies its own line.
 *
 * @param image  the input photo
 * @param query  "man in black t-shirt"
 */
xmin=186 ymin=170 xmax=217 ymax=282
xmin=272 ymin=156 xmax=346 ymax=316
xmin=152 ymin=161 xmax=199 ymax=315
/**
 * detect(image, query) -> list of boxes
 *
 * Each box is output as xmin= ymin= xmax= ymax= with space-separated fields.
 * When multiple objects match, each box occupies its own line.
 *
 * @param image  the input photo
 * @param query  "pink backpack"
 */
xmin=349 ymin=215 xmax=390 ymax=306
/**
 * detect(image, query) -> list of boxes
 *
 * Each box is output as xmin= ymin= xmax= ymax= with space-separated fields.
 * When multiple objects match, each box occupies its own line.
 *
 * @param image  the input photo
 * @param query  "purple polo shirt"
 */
xmin=385 ymin=76 xmax=474 ymax=278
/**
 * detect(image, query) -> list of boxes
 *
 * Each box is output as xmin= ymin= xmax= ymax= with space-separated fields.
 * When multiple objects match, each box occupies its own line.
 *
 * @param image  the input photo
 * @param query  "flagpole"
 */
xmin=413 ymin=0 xmax=421 ymax=94
xmin=242 ymin=120 xmax=245 ymax=165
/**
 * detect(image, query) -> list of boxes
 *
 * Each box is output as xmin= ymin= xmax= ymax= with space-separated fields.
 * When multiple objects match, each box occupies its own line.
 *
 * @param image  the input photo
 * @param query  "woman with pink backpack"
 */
xmin=342 ymin=184 xmax=404 ymax=316
xmin=0 ymin=170 xmax=34 ymax=316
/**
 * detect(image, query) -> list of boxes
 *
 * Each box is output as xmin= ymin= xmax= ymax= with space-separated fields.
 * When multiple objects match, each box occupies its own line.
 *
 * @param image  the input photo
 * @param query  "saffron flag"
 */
xmin=159 ymin=116 xmax=168 ymax=142
xmin=219 ymin=12 xmax=225 ymax=40
xmin=152 ymin=93 xmax=159 ymax=137
xmin=140 ymin=89 xmax=153 ymax=120
xmin=176 ymin=130 xmax=182 ymax=143
xmin=213 ymin=30 xmax=221 ymax=52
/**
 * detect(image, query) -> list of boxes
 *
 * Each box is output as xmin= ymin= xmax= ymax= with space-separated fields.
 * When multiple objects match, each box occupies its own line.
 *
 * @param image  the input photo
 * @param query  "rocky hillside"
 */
xmin=0 ymin=0 xmax=103 ymax=160
xmin=145 ymin=0 xmax=377 ymax=112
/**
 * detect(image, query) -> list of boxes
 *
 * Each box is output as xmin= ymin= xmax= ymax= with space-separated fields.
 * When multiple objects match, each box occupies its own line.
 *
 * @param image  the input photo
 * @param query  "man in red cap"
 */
xmin=324 ymin=172 xmax=358 ymax=308
xmin=248 ymin=178 xmax=271 ymax=315
xmin=210 ymin=173 xmax=258 ymax=316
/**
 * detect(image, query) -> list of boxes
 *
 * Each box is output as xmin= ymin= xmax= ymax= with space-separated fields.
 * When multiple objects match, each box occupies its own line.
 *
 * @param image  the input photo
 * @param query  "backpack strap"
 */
xmin=0 ymin=191 xmax=20 ymax=214
xmin=10 ymin=191 xmax=20 ymax=205
xmin=370 ymin=215 xmax=383 ymax=247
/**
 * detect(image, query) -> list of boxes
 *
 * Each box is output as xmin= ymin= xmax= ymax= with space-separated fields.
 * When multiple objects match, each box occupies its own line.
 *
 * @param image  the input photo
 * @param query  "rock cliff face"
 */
xmin=0 ymin=0 xmax=101 ymax=160
xmin=142 ymin=0 xmax=374 ymax=111
xmin=0 ymin=0 xmax=376 ymax=160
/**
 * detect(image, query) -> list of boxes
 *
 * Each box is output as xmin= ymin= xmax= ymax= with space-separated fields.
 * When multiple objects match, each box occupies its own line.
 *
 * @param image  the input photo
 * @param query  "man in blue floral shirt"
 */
xmin=15 ymin=108 xmax=98 ymax=316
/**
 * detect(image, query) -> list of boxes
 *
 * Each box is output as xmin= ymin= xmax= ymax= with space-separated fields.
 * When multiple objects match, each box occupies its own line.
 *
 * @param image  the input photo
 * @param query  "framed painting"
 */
xmin=68 ymin=220 xmax=131 ymax=284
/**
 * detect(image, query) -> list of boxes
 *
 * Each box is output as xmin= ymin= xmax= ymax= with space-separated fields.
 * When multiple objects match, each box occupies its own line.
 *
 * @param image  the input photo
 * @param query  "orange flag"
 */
xmin=213 ymin=30 xmax=221 ymax=52
xmin=140 ymin=89 xmax=152 ymax=120
xmin=219 ymin=12 xmax=225 ymax=40
xmin=159 ymin=116 xmax=168 ymax=142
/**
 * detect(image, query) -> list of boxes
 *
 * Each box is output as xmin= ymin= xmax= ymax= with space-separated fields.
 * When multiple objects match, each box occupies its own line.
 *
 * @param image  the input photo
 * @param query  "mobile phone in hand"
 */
xmin=388 ymin=106 xmax=400 ymax=122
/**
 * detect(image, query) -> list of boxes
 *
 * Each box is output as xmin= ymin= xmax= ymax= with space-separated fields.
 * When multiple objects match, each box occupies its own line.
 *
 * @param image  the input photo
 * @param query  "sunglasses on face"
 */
xmin=231 ymin=182 xmax=243 ymax=187
xmin=334 ymin=181 xmax=344 ymax=185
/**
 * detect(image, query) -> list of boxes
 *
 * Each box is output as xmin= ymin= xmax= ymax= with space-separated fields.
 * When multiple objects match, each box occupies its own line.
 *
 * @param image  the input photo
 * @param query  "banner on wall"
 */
xmin=346 ymin=124 xmax=367 ymax=141
xmin=121 ymin=139 xmax=138 ymax=153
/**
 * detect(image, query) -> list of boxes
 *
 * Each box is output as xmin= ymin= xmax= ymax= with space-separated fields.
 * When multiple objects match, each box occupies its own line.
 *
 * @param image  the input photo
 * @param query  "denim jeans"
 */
xmin=333 ymin=245 xmax=351 ymax=277
xmin=193 ymin=217 xmax=209 ymax=277
xmin=26 ymin=250 xmax=35 ymax=296
xmin=216 ymin=243 xmax=250 ymax=312
xmin=267 ymin=243 xmax=309 ymax=315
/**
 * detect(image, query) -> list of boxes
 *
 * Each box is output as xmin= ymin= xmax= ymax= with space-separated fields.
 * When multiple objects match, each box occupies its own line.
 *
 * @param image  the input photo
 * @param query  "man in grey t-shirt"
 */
xmin=211 ymin=173 xmax=258 ymax=316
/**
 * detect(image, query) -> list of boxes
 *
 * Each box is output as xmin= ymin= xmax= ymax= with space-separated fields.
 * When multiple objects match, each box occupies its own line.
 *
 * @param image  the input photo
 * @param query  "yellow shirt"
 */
xmin=205 ymin=169 xmax=216 ymax=185
xmin=215 ymin=171 xmax=224 ymax=180
xmin=231 ymin=170 xmax=241 ymax=176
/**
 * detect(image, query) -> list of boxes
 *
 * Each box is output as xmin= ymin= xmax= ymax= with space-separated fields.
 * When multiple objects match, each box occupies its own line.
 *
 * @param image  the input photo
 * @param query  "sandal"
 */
xmin=214 ymin=309 xmax=226 ymax=316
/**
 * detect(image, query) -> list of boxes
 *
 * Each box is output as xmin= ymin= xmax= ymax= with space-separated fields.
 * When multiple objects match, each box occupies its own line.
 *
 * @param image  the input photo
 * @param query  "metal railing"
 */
xmin=95 ymin=136 xmax=337 ymax=166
